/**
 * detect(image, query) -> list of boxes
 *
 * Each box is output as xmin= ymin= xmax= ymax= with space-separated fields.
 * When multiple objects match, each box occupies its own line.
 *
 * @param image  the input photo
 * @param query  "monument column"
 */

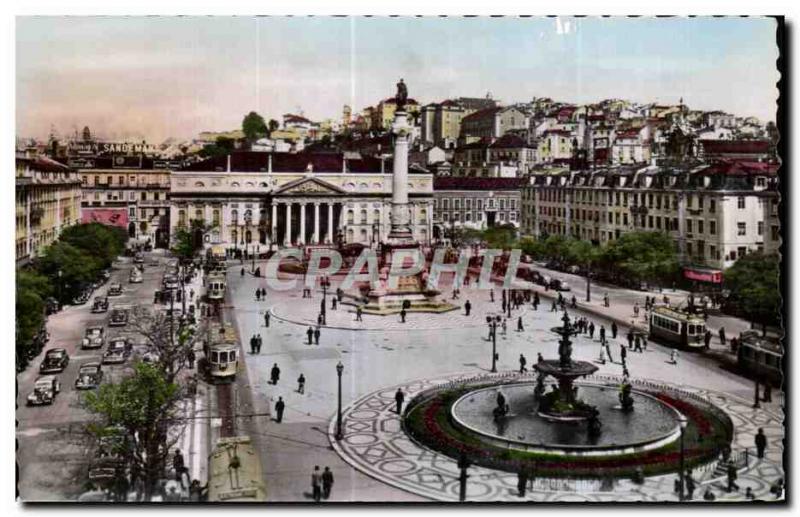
xmin=284 ymin=202 xmax=292 ymax=246
xmin=271 ymin=203 xmax=278 ymax=245
xmin=313 ymin=202 xmax=320 ymax=244
xmin=327 ymin=203 xmax=334 ymax=243
xmin=299 ymin=202 xmax=307 ymax=245
xmin=388 ymin=111 xmax=413 ymax=242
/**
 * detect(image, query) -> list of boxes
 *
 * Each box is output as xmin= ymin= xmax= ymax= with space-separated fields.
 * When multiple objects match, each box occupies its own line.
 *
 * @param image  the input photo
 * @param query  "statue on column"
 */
xmin=395 ymin=79 xmax=408 ymax=112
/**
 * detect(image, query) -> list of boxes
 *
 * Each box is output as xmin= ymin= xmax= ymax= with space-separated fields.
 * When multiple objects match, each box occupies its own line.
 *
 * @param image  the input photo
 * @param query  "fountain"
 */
xmin=533 ymin=312 xmax=600 ymax=421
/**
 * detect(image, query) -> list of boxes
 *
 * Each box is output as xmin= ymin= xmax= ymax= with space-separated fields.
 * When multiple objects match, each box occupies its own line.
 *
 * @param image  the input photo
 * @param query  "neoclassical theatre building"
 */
xmin=170 ymin=152 xmax=434 ymax=249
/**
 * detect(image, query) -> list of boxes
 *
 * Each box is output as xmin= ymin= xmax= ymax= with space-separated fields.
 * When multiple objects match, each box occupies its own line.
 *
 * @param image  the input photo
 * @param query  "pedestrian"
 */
xmin=642 ymin=334 xmax=648 ymax=351
xmin=501 ymin=299 xmax=507 ymax=313
xmin=685 ymin=470 xmax=695 ymax=500
xmin=356 ymin=306 xmax=363 ymax=322
xmin=297 ymin=374 xmax=306 ymax=394
xmin=745 ymin=487 xmax=755 ymax=500
xmin=703 ymin=489 xmax=716 ymax=501
xmin=190 ymin=288 xmax=195 ymax=300
xmin=249 ymin=335 xmax=256 ymax=354
xmin=551 ymin=300 xmax=557 ymax=312
xmin=588 ymin=322 xmax=595 ymax=339
xmin=314 ymin=327 xmax=321 ymax=345
xmin=256 ymin=288 xmax=261 ymax=301
xmin=332 ymin=297 xmax=337 ymax=310
xmin=670 ymin=349 xmax=679 ymax=365
xmin=519 ymin=353 xmax=527 ymax=373
xmin=571 ymin=295 xmax=577 ymax=308
xmin=311 ymin=466 xmax=322 ymax=502
xmin=173 ymin=449 xmax=185 ymax=477
xmin=322 ymin=467 xmax=334 ymax=500
xmin=490 ymin=289 xmax=495 ymax=303
xmin=395 ymin=388 xmax=405 ymax=414
xmin=634 ymin=335 xmax=643 ymax=353
xmin=726 ymin=463 xmax=739 ymax=492
xmin=317 ymin=313 xmax=324 ymax=326
xmin=537 ymin=352 xmax=544 ymax=364
xmin=517 ymin=471 xmax=528 ymax=497
xmin=627 ymin=331 xmax=634 ymax=349
xmin=620 ymin=344 xmax=627 ymax=363
xmin=517 ymin=316 xmax=524 ymax=332
xmin=611 ymin=322 xmax=618 ymax=339
xmin=730 ymin=336 xmax=739 ymax=354
xmin=464 ymin=300 xmax=471 ymax=316
xmin=275 ymin=396 xmax=285 ymax=423
xmin=719 ymin=327 xmax=727 ymax=346
xmin=633 ymin=303 xmax=639 ymax=317
xmin=605 ymin=342 xmax=614 ymax=363
xmin=599 ymin=346 xmax=606 ymax=364
xmin=270 ymin=363 xmax=280 ymax=385
xmin=604 ymin=293 xmax=610 ymax=307
xmin=264 ymin=311 xmax=270 ymax=327
xmin=256 ymin=334 xmax=263 ymax=354
xmin=400 ymin=307 xmax=407 ymax=323
xmin=755 ymin=428 xmax=767 ymax=458
xmin=307 ymin=326 xmax=314 ymax=345
xmin=501 ymin=318 xmax=507 ymax=336
xmin=187 ymin=349 xmax=196 ymax=369
xmin=599 ymin=326 xmax=606 ymax=343
xmin=241 ymin=267 xmax=245 ymax=277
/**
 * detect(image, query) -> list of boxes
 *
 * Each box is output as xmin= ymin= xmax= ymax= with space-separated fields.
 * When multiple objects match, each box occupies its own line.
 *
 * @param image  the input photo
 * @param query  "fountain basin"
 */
xmin=450 ymin=382 xmax=684 ymax=457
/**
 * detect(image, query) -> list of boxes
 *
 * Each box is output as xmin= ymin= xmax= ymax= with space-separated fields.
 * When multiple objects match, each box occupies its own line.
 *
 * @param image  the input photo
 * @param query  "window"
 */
xmin=454 ymin=199 xmax=461 ymax=209
xmin=118 ymin=176 xmax=124 ymax=185
xmin=213 ymin=209 xmax=220 ymax=226
xmin=687 ymin=220 xmax=693 ymax=233
xmin=360 ymin=209 xmax=368 ymax=224
xmin=738 ymin=196 xmax=745 ymax=209
xmin=141 ymin=192 xmax=147 ymax=200
xmin=465 ymin=199 xmax=472 ymax=209
xmin=154 ymin=193 xmax=160 ymax=201
xmin=648 ymin=215 xmax=653 ymax=228
xmin=107 ymin=176 xmax=112 ymax=185
xmin=737 ymin=222 xmax=746 ymax=236
xmin=756 ymin=177 xmax=766 ymax=187
xmin=231 ymin=209 xmax=238 ymax=223
xmin=710 ymin=221 xmax=716 ymax=235
xmin=771 ymin=225 xmax=780 ymax=241
xmin=442 ymin=199 xmax=449 ymax=210
xmin=758 ymin=221 xmax=764 ymax=236
xmin=698 ymin=196 xmax=704 ymax=209
xmin=698 ymin=220 xmax=704 ymax=234
xmin=738 ymin=246 xmax=747 ymax=258
xmin=477 ymin=199 xmax=483 ymax=210
xmin=709 ymin=199 xmax=716 ymax=213
xmin=729 ymin=250 xmax=737 ymax=261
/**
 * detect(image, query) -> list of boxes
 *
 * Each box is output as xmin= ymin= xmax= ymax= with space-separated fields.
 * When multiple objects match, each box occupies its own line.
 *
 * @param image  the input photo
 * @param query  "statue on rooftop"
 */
xmin=395 ymin=79 xmax=408 ymax=111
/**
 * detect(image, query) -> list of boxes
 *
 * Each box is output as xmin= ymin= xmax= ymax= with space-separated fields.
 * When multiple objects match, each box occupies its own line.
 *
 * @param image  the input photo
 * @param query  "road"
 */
xmin=16 ymin=251 xmax=169 ymax=501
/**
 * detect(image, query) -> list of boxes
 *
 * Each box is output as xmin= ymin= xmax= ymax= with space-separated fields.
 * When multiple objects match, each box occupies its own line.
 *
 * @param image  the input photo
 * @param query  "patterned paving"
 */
xmin=328 ymin=371 xmax=785 ymax=502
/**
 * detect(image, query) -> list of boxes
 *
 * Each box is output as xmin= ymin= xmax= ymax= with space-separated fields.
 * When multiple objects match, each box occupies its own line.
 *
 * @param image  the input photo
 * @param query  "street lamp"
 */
xmin=753 ymin=377 xmax=761 ymax=409
xmin=678 ymin=414 xmax=688 ymax=501
xmin=585 ymin=269 xmax=592 ymax=303
xmin=57 ymin=269 xmax=63 ymax=303
xmin=335 ymin=361 xmax=344 ymax=440
xmin=486 ymin=315 xmax=501 ymax=373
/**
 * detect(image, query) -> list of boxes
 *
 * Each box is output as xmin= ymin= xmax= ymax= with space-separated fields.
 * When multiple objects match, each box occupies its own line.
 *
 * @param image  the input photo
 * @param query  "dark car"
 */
xmin=108 ymin=283 xmax=123 ymax=297
xmin=102 ymin=338 xmax=132 ymax=365
xmin=134 ymin=253 xmax=144 ymax=265
xmin=75 ymin=362 xmax=104 ymax=390
xmin=39 ymin=348 xmax=70 ymax=374
xmin=550 ymin=278 xmax=571 ymax=292
xmin=44 ymin=297 xmax=61 ymax=315
xmin=91 ymin=296 xmax=109 ymax=313
xmin=27 ymin=376 xmax=61 ymax=406
xmin=73 ymin=290 xmax=92 ymax=305
xmin=82 ymin=326 xmax=105 ymax=349
xmin=108 ymin=308 xmax=129 ymax=328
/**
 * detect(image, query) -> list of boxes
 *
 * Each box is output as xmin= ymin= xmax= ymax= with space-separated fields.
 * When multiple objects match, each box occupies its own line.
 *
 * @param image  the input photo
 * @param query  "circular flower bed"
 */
xmin=404 ymin=382 xmax=733 ymax=479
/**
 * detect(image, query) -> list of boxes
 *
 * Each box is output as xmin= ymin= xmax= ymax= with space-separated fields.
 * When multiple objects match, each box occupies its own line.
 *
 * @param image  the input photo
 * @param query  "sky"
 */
xmin=16 ymin=16 xmax=780 ymax=143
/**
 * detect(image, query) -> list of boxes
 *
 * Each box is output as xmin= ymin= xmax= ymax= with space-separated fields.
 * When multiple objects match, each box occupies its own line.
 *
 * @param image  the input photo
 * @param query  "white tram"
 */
xmin=206 ymin=272 xmax=226 ymax=302
xmin=203 ymin=322 xmax=239 ymax=383
xmin=207 ymin=436 xmax=266 ymax=502
xmin=649 ymin=306 xmax=706 ymax=349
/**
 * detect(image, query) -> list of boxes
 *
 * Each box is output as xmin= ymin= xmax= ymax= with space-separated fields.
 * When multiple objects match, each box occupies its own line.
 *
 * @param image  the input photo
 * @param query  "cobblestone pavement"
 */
xmin=329 ymin=372 xmax=785 ymax=503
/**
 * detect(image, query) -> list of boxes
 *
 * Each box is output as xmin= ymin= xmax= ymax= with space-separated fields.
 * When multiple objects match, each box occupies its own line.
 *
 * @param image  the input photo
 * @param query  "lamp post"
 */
xmin=486 ymin=315 xmax=501 ymax=373
xmin=753 ymin=377 xmax=761 ymax=408
xmin=585 ymin=269 xmax=592 ymax=303
xmin=57 ymin=269 xmax=63 ymax=303
xmin=678 ymin=414 xmax=688 ymax=501
xmin=335 ymin=361 xmax=344 ymax=440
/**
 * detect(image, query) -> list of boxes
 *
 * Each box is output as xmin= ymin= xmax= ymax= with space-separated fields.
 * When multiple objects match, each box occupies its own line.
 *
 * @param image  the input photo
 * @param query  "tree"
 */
xmin=84 ymin=362 xmax=185 ymax=500
xmin=199 ymin=137 xmax=235 ymax=158
xmin=36 ymin=241 xmax=101 ymax=302
xmin=242 ymin=111 xmax=268 ymax=144
xmin=602 ymin=231 xmax=679 ymax=287
xmin=724 ymin=252 xmax=781 ymax=334
xmin=268 ymin=119 xmax=280 ymax=135
xmin=59 ymin=222 xmax=128 ymax=271
xmin=16 ymin=270 xmax=52 ymax=370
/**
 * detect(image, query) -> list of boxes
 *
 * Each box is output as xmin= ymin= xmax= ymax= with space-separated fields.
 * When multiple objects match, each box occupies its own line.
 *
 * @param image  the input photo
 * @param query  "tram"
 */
xmin=207 ymin=436 xmax=266 ymax=502
xmin=202 ymin=322 xmax=239 ymax=383
xmin=737 ymin=331 xmax=783 ymax=383
xmin=206 ymin=271 xmax=226 ymax=302
xmin=649 ymin=306 xmax=707 ymax=349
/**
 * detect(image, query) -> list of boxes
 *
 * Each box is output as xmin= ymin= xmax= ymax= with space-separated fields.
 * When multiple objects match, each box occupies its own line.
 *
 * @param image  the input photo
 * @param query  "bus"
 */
xmin=207 ymin=436 xmax=266 ymax=502
xmin=737 ymin=331 xmax=783 ymax=384
xmin=649 ymin=306 xmax=707 ymax=349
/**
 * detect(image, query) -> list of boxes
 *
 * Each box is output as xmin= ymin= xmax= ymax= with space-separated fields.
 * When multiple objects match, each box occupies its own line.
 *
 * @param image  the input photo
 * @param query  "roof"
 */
xmin=489 ymin=133 xmax=531 ymax=149
xmin=699 ymin=140 xmax=769 ymax=154
xmin=461 ymin=106 xmax=503 ymax=123
xmin=433 ymin=177 xmax=526 ymax=191
xmin=180 ymin=151 xmax=408 ymax=174
xmin=283 ymin=114 xmax=313 ymax=124
xmin=703 ymin=160 xmax=779 ymax=177
xmin=16 ymin=155 xmax=72 ymax=173
xmin=542 ymin=129 xmax=571 ymax=137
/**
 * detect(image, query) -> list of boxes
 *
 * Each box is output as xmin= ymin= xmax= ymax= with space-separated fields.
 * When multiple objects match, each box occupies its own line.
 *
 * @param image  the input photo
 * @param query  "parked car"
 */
xmin=27 ymin=375 xmax=61 ymax=406
xmin=108 ymin=283 xmax=123 ymax=297
xmin=88 ymin=427 xmax=131 ymax=483
xmin=162 ymin=275 xmax=179 ymax=290
xmin=73 ymin=290 xmax=92 ymax=305
xmin=134 ymin=253 xmax=144 ymax=265
xmin=39 ymin=348 xmax=70 ymax=374
xmin=101 ymin=270 xmax=112 ymax=282
xmin=75 ymin=362 xmax=104 ymax=390
xmin=108 ymin=308 xmax=129 ymax=327
xmin=44 ymin=297 xmax=61 ymax=315
xmin=550 ymin=278 xmax=571 ymax=292
xmin=82 ymin=326 xmax=105 ymax=349
xmin=102 ymin=338 xmax=132 ymax=365
xmin=91 ymin=296 xmax=109 ymax=313
xmin=129 ymin=269 xmax=143 ymax=284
